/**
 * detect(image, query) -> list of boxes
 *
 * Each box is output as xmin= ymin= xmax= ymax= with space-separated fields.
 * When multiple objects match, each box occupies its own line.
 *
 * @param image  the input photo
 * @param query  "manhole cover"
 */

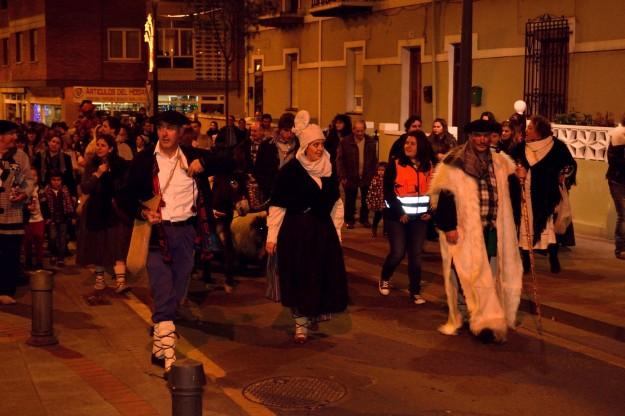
xmin=242 ymin=376 xmax=347 ymax=410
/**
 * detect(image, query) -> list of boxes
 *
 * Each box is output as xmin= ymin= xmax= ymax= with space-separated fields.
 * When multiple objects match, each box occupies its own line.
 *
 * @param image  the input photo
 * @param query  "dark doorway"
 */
xmin=409 ymin=48 xmax=422 ymax=117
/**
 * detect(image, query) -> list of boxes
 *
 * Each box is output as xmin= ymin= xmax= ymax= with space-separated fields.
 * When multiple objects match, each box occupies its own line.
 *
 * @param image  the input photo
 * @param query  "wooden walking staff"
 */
xmin=519 ymin=173 xmax=543 ymax=334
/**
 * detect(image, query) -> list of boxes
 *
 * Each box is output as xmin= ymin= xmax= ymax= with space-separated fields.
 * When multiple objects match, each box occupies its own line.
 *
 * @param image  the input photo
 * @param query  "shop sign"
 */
xmin=72 ymin=86 xmax=147 ymax=104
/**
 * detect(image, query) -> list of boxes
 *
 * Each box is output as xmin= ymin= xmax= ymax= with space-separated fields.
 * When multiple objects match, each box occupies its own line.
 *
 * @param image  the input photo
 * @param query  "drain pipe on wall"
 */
xmin=431 ymin=0 xmax=438 ymax=118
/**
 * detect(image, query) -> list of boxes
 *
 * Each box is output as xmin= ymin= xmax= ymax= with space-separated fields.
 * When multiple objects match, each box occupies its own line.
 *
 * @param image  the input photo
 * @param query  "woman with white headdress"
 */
xmin=265 ymin=110 xmax=348 ymax=344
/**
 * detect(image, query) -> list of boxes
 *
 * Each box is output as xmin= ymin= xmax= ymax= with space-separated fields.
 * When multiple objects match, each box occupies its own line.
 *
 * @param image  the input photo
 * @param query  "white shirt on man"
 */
xmin=154 ymin=142 xmax=196 ymax=222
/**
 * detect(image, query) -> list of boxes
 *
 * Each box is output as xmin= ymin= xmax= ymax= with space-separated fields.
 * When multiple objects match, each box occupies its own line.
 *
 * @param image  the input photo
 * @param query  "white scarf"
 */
xmin=296 ymin=147 xmax=332 ymax=178
xmin=525 ymin=136 xmax=554 ymax=166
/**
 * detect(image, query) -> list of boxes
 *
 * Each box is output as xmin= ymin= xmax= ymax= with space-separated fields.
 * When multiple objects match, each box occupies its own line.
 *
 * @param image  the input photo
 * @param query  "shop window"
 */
xmin=29 ymin=29 xmax=37 ymax=62
xmin=107 ymin=28 xmax=142 ymax=60
xmin=157 ymin=27 xmax=194 ymax=69
xmin=2 ymin=38 xmax=8 ymax=66
xmin=200 ymin=95 xmax=224 ymax=115
xmin=15 ymin=31 xmax=22 ymax=63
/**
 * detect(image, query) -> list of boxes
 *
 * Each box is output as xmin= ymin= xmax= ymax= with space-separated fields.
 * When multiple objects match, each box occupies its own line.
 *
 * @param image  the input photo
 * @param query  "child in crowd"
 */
xmin=23 ymin=168 xmax=45 ymax=270
xmin=41 ymin=169 xmax=74 ymax=267
xmin=366 ymin=162 xmax=388 ymax=237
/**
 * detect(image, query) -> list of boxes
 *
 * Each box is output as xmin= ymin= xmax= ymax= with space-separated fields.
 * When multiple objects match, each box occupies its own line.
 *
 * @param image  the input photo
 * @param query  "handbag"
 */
xmin=554 ymin=184 xmax=572 ymax=235
xmin=126 ymin=194 xmax=161 ymax=275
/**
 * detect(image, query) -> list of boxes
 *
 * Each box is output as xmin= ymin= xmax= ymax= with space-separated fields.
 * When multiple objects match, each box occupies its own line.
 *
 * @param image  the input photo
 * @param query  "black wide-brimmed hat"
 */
xmin=464 ymin=119 xmax=500 ymax=135
xmin=155 ymin=111 xmax=190 ymax=127
xmin=0 ymin=120 xmax=18 ymax=135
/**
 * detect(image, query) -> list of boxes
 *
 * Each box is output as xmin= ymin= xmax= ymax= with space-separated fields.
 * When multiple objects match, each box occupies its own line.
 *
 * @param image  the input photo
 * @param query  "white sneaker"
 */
xmin=378 ymin=280 xmax=390 ymax=296
xmin=412 ymin=294 xmax=426 ymax=305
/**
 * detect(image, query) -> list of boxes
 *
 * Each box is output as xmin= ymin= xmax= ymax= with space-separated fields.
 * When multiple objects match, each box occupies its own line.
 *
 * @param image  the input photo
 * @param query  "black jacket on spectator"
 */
xmin=607 ymin=143 xmax=625 ymax=185
xmin=33 ymin=151 xmax=77 ymax=196
xmin=254 ymin=140 xmax=280 ymax=199
xmin=428 ymin=132 xmax=457 ymax=159
xmin=337 ymin=134 xmax=378 ymax=188
xmin=324 ymin=131 xmax=341 ymax=173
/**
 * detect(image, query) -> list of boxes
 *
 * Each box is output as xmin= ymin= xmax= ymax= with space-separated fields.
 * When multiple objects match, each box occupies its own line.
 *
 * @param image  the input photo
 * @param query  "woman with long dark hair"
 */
xmin=388 ymin=115 xmax=422 ymax=162
xmin=25 ymin=126 xmax=45 ymax=161
xmin=77 ymin=134 xmax=132 ymax=293
xmin=499 ymin=118 xmax=523 ymax=155
xmin=325 ymin=113 xmax=352 ymax=171
xmin=379 ymin=130 xmax=434 ymax=304
xmin=428 ymin=118 xmax=457 ymax=161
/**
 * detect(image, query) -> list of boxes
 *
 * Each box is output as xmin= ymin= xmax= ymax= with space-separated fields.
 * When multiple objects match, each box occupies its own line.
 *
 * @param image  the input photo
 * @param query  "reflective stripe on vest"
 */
xmin=388 ymin=160 xmax=431 ymax=215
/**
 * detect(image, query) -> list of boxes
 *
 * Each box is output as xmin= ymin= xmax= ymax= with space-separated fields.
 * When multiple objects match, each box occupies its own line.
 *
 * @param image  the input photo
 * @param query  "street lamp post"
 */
xmin=152 ymin=0 xmax=159 ymax=115
xmin=145 ymin=1 xmax=159 ymax=116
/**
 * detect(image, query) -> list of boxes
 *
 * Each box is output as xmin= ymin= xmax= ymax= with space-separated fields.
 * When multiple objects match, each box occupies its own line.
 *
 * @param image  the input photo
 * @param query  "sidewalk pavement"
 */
xmin=0 ymin=264 xmax=253 ymax=416
xmin=0 ymin=230 xmax=622 ymax=416
xmin=341 ymin=227 xmax=625 ymax=343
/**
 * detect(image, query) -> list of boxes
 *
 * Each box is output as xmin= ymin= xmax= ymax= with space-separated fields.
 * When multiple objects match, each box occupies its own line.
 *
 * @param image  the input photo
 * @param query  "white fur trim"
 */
xmin=429 ymin=151 xmax=523 ymax=336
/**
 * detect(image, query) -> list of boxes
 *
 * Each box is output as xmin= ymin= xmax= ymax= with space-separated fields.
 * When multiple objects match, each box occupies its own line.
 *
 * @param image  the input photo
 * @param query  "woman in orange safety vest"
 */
xmin=378 ymin=130 xmax=435 ymax=305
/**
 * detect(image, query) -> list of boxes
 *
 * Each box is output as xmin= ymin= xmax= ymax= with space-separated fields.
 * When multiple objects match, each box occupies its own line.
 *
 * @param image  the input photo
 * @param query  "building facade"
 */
xmin=248 ymin=0 xmax=625 ymax=129
xmin=0 ymin=0 xmax=245 ymax=125
xmin=248 ymin=0 xmax=625 ymax=238
xmin=0 ymin=0 xmax=148 ymax=124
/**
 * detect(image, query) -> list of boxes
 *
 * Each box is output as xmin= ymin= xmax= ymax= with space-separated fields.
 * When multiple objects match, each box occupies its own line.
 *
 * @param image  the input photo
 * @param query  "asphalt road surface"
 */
xmin=151 ymin=255 xmax=625 ymax=416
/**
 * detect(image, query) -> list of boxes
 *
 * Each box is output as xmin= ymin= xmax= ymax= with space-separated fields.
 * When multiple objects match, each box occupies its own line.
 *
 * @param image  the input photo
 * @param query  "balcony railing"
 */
xmin=258 ymin=11 xmax=304 ymax=28
xmin=310 ymin=0 xmax=376 ymax=17
xmin=258 ymin=0 xmax=304 ymax=28
xmin=552 ymin=123 xmax=612 ymax=162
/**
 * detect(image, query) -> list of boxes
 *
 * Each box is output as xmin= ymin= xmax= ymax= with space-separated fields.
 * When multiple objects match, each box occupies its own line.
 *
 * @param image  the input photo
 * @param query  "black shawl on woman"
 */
xmin=511 ymin=138 xmax=576 ymax=245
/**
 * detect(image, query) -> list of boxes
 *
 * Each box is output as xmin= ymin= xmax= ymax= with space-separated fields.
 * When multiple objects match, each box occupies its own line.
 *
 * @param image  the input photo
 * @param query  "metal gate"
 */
xmin=523 ymin=15 xmax=570 ymax=120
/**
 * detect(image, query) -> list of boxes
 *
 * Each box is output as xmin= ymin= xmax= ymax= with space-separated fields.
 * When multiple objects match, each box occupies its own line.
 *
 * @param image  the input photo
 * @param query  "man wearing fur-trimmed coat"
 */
xmin=428 ymin=119 xmax=523 ymax=343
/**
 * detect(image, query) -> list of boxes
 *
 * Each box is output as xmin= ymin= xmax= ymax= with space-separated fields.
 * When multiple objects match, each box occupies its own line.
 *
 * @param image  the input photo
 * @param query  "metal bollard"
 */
xmin=168 ymin=359 xmax=206 ymax=416
xmin=26 ymin=270 xmax=58 ymax=347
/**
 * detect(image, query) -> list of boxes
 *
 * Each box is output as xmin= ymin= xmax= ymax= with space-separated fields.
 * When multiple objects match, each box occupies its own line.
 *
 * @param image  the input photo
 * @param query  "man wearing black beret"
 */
xmin=0 ymin=120 xmax=34 ymax=305
xmin=119 ymin=110 xmax=233 ymax=375
xmin=427 ymin=119 xmax=523 ymax=343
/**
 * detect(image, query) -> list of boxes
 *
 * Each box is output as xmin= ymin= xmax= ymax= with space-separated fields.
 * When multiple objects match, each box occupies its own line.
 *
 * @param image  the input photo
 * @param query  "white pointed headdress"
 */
xmin=293 ymin=110 xmax=325 ymax=150
xmin=293 ymin=110 xmax=332 ymax=177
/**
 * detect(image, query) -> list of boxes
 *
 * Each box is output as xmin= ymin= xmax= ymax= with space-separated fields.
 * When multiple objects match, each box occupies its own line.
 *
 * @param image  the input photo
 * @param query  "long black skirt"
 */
xmin=76 ymin=212 xmax=132 ymax=268
xmin=277 ymin=212 xmax=348 ymax=317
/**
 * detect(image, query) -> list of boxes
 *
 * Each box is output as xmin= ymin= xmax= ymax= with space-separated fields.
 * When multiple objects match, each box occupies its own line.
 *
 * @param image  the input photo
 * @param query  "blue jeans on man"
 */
xmin=147 ymin=224 xmax=196 ymax=323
